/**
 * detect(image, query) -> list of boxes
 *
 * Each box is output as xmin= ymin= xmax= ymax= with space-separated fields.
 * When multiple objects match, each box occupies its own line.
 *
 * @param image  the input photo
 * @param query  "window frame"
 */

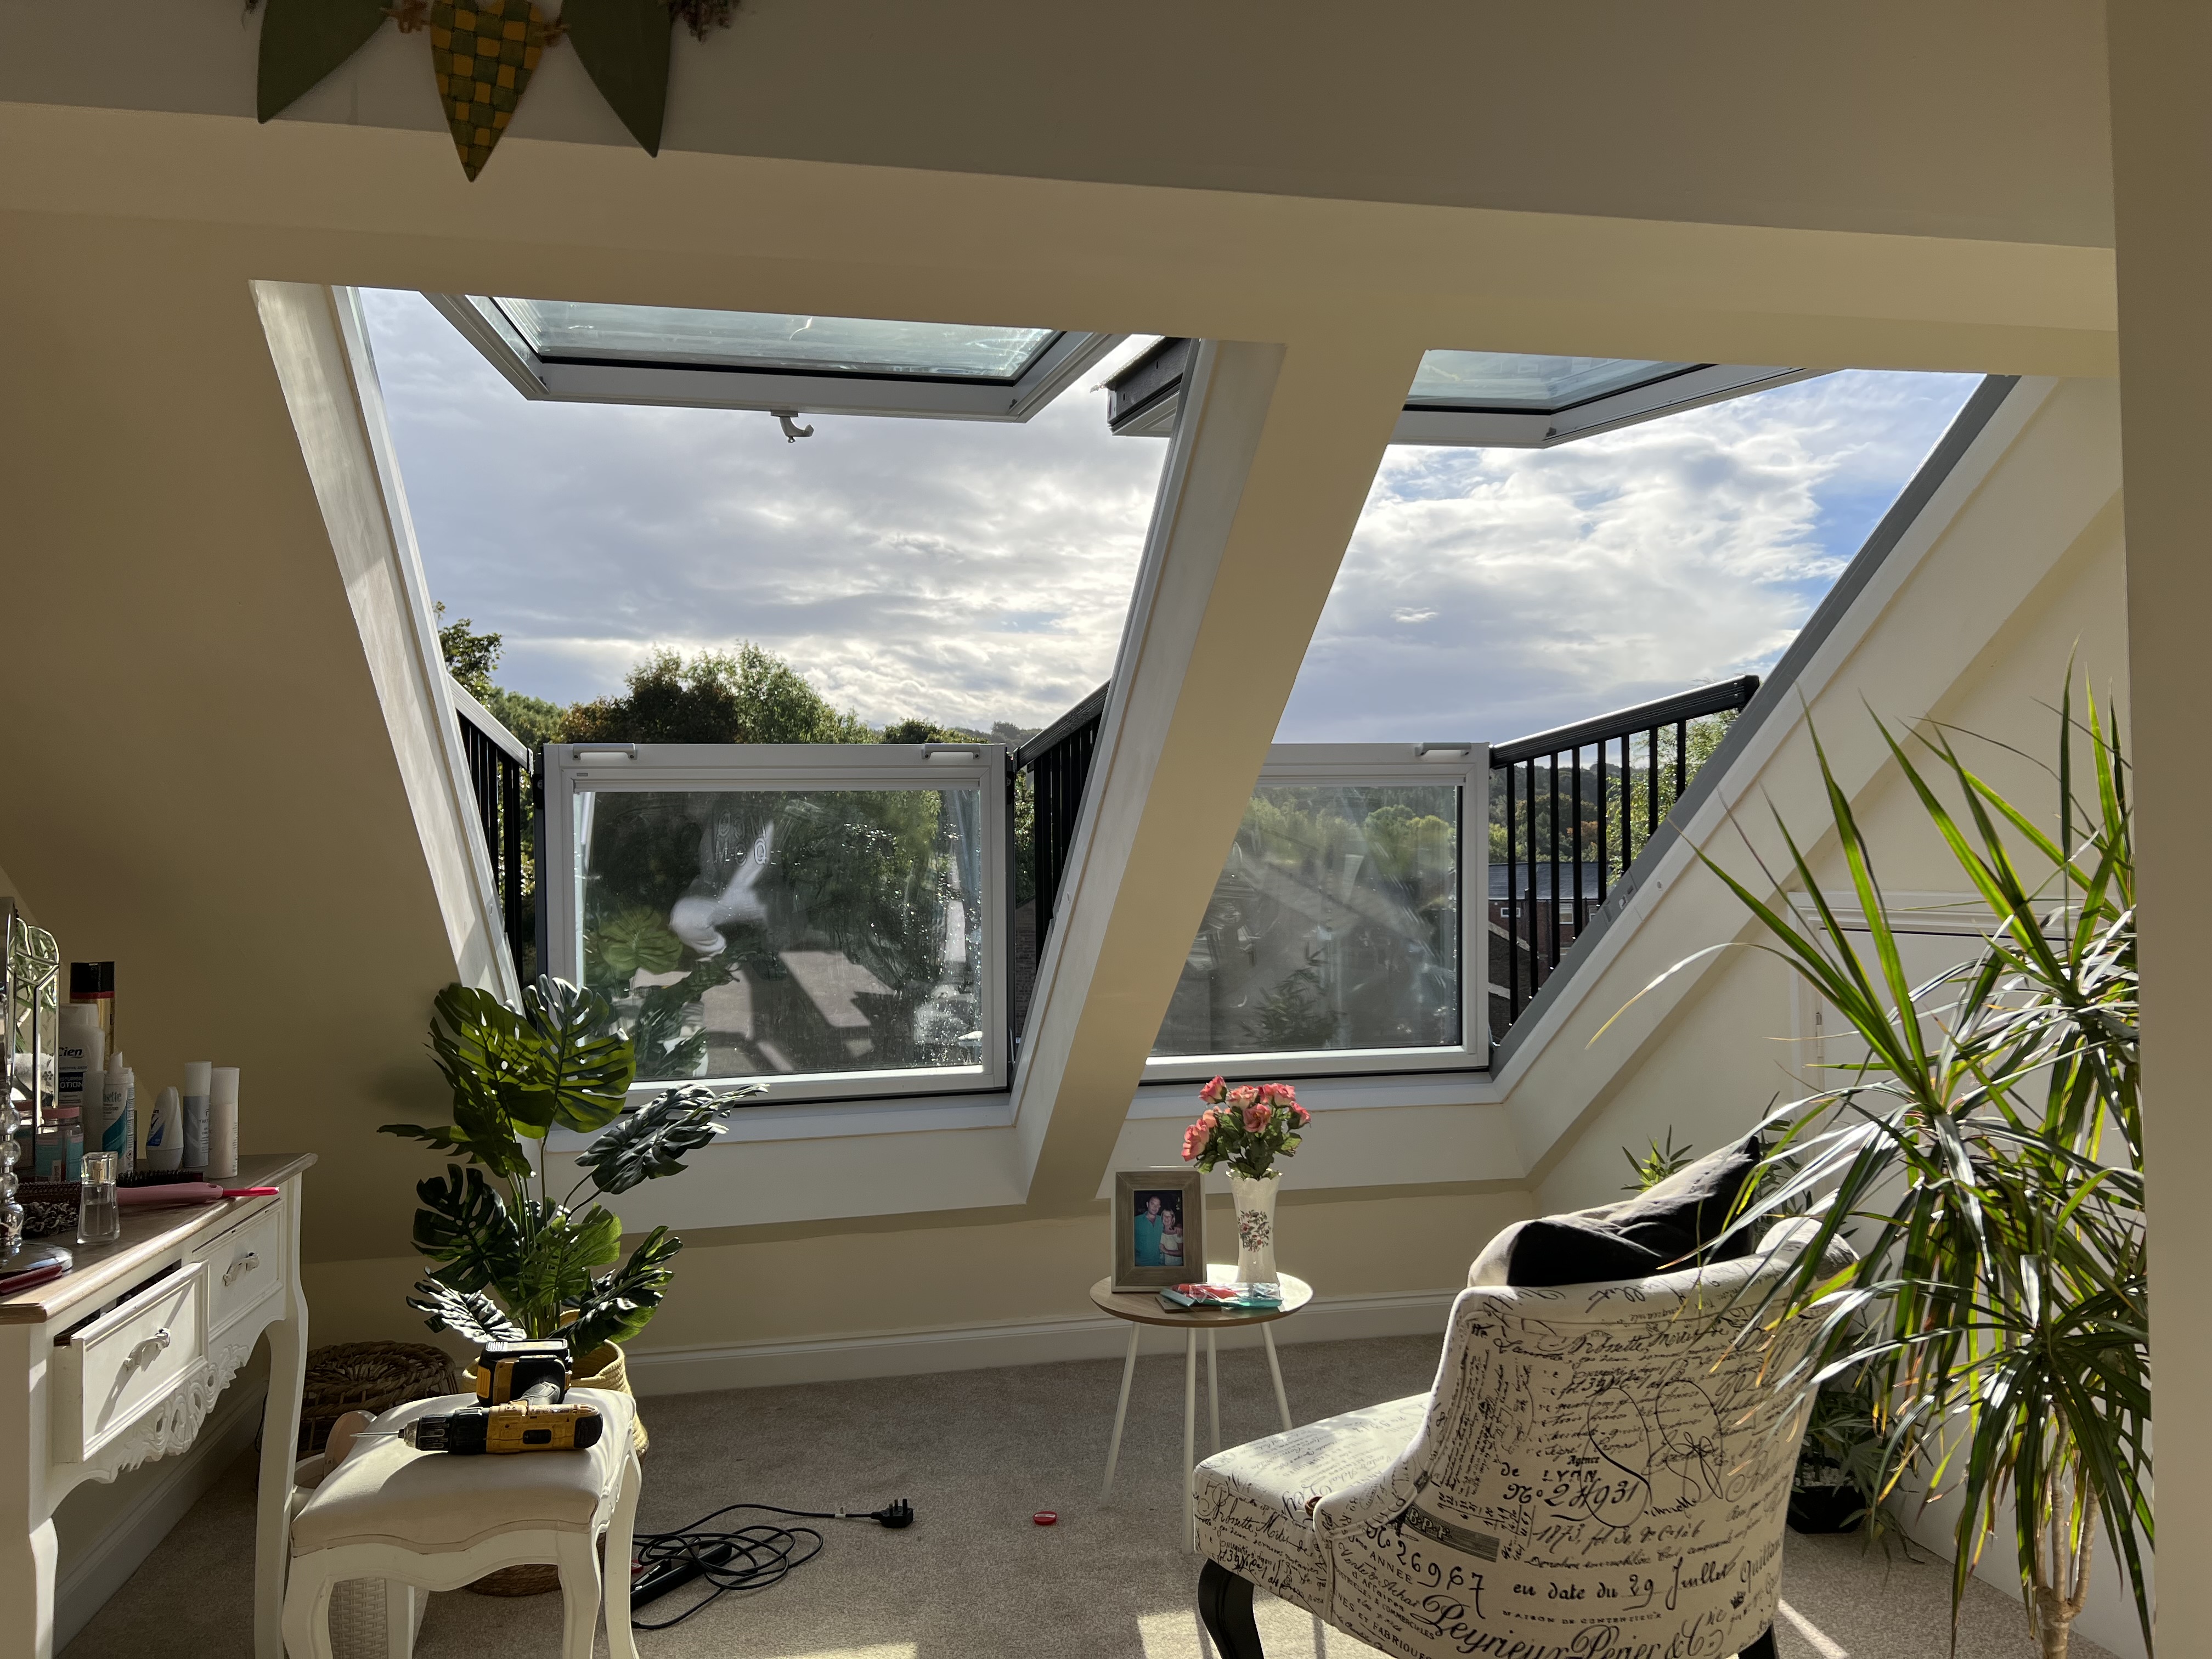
xmin=425 ymin=294 xmax=1125 ymax=424
xmin=1141 ymin=741 xmax=1491 ymax=1084
xmin=542 ymin=741 xmax=1010 ymax=1105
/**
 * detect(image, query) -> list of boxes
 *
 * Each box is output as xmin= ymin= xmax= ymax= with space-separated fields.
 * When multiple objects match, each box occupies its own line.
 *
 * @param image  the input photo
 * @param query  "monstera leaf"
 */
xmin=505 ymin=1205 xmax=624 ymax=1336
xmin=409 ymin=1165 xmax=527 ymax=1295
xmin=407 ymin=1277 xmax=525 ymax=1347
xmin=425 ymin=982 xmax=545 ymax=1160
xmin=566 ymin=1227 xmax=684 ymax=1360
xmin=577 ymin=1081 xmax=765 ymax=1195
xmin=521 ymin=975 xmax=635 ymax=1135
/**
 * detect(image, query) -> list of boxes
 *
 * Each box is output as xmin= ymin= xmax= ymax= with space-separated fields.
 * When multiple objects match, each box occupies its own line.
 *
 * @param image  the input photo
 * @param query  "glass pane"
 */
xmin=1153 ymin=784 xmax=1461 ymax=1058
xmin=1406 ymin=351 xmax=1695 ymax=411
xmin=578 ymin=788 xmax=985 ymax=1085
xmin=496 ymin=300 xmax=1058 ymax=382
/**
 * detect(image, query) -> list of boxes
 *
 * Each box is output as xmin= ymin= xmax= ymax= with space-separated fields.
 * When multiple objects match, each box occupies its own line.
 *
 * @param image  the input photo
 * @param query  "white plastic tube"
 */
xmin=208 ymin=1066 xmax=239 ymax=1180
xmin=143 ymin=1085 xmax=183 ymax=1171
xmin=181 ymin=1060 xmax=211 ymax=1171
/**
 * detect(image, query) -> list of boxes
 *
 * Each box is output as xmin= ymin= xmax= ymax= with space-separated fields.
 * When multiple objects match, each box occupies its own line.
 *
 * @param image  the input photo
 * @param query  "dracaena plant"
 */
xmin=382 ymin=976 xmax=763 ymax=1365
xmin=1656 ymin=678 xmax=2147 ymax=1659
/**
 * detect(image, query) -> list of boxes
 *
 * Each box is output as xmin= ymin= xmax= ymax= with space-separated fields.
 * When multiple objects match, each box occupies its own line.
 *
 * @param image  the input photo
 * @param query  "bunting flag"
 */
xmin=429 ymin=1 xmax=556 ymax=180
xmin=255 ymin=0 xmax=687 ymax=179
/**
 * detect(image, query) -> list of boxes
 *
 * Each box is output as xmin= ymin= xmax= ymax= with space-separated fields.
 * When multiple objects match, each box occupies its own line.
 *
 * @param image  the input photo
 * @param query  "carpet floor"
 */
xmin=68 ymin=1334 xmax=2118 ymax=1659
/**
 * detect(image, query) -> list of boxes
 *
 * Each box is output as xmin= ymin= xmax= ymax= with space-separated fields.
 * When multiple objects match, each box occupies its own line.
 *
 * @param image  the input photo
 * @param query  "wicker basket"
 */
xmin=297 ymin=1342 xmax=457 ymax=1455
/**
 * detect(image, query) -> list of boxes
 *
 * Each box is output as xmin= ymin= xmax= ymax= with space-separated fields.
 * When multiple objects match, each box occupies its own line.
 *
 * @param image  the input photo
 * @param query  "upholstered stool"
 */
xmin=281 ymin=1389 xmax=641 ymax=1659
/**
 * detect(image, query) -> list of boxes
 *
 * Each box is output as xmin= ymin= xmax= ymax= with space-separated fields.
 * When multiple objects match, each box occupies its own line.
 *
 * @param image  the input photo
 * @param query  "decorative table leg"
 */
xmin=1206 ymin=1329 xmax=1221 ymax=1453
xmin=1102 ymin=1322 xmax=1141 ymax=1499
xmin=1183 ymin=1329 xmax=1198 ymax=1551
xmin=0 ymin=1517 xmax=58 ymax=1659
xmin=1261 ymin=1323 xmax=1292 ymax=1431
xmin=256 ymin=1199 xmax=309 ymax=1659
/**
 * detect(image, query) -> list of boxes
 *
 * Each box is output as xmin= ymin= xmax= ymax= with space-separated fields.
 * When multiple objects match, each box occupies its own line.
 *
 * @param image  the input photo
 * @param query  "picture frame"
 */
xmin=1111 ymin=1169 xmax=1207 ymax=1293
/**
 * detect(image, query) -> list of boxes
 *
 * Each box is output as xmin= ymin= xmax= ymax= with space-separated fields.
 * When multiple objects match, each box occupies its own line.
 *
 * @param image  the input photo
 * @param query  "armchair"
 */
xmin=1193 ymin=1220 xmax=1853 ymax=1659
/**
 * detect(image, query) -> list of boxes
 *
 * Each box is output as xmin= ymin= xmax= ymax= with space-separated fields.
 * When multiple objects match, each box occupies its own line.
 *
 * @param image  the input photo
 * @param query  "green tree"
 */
xmin=436 ymin=603 xmax=501 ymax=702
xmin=559 ymin=642 xmax=871 ymax=746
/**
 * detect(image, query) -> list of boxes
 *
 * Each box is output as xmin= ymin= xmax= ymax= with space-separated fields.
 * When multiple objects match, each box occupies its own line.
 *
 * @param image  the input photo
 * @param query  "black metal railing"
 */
xmin=1009 ymin=682 xmax=1108 ymax=1042
xmin=1488 ymin=675 xmax=1759 ymax=1041
xmin=453 ymin=685 xmax=535 ymax=978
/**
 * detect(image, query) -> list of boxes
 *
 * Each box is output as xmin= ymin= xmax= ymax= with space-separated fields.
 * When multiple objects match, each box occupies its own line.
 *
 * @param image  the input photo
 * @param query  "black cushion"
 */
xmin=1493 ymin=1133 xmax=1763 ymax=1288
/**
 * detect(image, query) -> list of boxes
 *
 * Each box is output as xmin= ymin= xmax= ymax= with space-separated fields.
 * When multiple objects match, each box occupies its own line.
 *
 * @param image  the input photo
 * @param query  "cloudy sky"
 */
xmin=360 ymin=290 xmax=1979 ymax=743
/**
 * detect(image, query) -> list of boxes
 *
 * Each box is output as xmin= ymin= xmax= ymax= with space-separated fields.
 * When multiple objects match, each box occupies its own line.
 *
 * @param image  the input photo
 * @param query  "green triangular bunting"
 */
xmin=256 ymin=0 xmax=393 ymax=123
xmin=563 ymin=0 xmax=676 ymax=156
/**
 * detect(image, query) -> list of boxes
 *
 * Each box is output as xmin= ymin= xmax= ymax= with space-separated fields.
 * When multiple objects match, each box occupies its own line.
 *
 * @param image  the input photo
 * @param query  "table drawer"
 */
xmin=194 ymin=1203 xmax=285 ymax=1340
xmin=53 ymin=1262 xmax=207 ymax=1464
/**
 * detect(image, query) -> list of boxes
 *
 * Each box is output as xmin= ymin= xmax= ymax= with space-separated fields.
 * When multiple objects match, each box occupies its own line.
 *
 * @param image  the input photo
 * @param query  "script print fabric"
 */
xmin=1193 ymin=1394 xmax=1432 ymax=1617
xmin=1199 ymin=1222 xmax=1852 ymax=1659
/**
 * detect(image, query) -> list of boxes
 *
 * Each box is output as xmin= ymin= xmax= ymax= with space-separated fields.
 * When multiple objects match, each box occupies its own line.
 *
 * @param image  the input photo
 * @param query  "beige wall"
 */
xmin=306 ymin=1188 xmax=1534 ymax=1373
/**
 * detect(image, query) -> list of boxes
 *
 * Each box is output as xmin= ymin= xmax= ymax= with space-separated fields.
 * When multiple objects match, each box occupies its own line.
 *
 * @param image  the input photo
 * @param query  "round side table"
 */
xmin=1088 ymin=1266 xmax=1313 ymax=1541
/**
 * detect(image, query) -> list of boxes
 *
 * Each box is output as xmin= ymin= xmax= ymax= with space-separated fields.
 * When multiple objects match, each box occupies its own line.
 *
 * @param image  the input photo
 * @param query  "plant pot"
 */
xmin=571 ymin=1340 xmax=648 ymax=1455
xmin=1788 ymin=1485 xmax=1864 ymax=1534
xmin=465 ymin=1341 xmax=644 ymax=1598
xmin=1227 ymin=1172 xmax=1279 ymax=1284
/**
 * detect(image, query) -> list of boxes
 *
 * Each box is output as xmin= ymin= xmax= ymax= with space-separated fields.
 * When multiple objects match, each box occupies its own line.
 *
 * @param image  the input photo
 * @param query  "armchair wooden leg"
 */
xmin=1736 ymin=1625 xmax=1778 ymax=1659
xmin=1198 ymin=1560 xmax=1267 ymax=1659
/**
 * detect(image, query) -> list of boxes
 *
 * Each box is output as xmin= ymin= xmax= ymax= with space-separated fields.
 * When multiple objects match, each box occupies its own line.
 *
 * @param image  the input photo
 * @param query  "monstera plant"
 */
xmin=381 ymin=976 xmax=763 ymax=1364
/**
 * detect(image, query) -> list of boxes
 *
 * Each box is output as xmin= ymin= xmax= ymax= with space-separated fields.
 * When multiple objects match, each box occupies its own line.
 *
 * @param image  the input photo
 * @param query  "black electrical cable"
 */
xmin=628 ymin=1499 xmax=912 ymax=1632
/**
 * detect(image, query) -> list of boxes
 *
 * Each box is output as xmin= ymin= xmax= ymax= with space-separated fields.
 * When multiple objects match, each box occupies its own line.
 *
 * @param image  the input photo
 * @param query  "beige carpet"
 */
xmin=69 ymin=1334 xmax=2118 ymax=1659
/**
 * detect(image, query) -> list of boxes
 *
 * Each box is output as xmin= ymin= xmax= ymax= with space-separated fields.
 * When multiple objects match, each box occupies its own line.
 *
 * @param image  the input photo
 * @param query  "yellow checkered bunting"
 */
xmin=428 ymin=0 xmax=552 ymax=180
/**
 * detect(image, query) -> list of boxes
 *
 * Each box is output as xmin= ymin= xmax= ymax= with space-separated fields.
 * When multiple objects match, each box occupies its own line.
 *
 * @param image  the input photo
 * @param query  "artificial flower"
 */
xmin=1182 ymin=1119 xmax=1212 ymax=1159
xmin=1199 ymin=1075 xmax=1229 ymax=1105
xmin=1243 ymin=1099 xmax=1272 ymax=1131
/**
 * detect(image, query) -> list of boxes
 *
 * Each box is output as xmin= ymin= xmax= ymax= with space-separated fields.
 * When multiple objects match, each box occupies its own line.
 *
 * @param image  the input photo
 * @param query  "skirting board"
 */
xmin=626 ymin=1286 xmax=1459 ymax=1396
xmin=54 ymin=1379 xmax=267 ymax=1653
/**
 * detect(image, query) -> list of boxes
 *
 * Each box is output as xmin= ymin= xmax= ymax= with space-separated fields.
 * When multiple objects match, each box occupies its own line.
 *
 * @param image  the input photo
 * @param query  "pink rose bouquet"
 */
xmin=1181 ymin=1077 xmax=1311 ymax=1180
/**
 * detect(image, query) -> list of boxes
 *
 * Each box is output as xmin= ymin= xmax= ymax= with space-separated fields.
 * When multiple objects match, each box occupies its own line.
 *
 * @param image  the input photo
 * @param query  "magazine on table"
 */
xmin=1156 ymin=1282 xmax=1283 ymax=1312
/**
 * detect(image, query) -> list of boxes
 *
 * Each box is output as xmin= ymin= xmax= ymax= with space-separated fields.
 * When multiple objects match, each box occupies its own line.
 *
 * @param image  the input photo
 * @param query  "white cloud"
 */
xmin=1274 ymin=369 xmax=1981 ymax=742
xmin=360 ymin=289 xmax=1978 ymax=744
xmin=361 ymin=290 xmax=1165 ymax=730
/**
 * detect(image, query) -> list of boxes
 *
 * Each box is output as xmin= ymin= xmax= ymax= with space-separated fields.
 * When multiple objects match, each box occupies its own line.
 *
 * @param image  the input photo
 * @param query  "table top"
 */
xmin=1089 ymin=1266 xmax=1313 ymax=1329
xmin=0 ymin=1152 xmax=315 ymax=1325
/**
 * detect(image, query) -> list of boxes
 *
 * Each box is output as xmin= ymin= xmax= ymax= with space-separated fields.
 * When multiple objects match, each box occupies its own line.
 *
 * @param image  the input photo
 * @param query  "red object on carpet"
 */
xmin=1032 ymin=1510 xmax=1058 ymax=1526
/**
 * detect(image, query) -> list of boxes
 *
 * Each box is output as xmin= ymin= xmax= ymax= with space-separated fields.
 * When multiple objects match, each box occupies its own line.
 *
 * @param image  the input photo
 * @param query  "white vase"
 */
xmin=1227 ymin=1172 xmax=1279 ymax=1284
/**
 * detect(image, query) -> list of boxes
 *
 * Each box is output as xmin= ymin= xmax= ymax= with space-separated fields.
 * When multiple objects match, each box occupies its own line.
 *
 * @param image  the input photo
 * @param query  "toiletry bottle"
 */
xmin=100 ymin=1058 xmax=132 ymax=1172
xmin=143 ymin=1085 xmax=183 ymax=1171
xmin=57 ymin=1005 xmax=103 ymax=1147
xmin=180 ymin=1061 xmax=211 ymax=1172
xmin=68 ymin=962 xmax=114 ymax=1056
xmin=208 ymin=1067 xmax=239 ymax=1180
xmin=77 ymin=1152 xmax=119 ymax=1245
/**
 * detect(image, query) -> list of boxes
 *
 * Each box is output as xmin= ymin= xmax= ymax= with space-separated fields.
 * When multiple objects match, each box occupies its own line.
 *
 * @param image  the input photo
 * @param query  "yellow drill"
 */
xmin=400 ymin=1340 xmax=604 ymax=1455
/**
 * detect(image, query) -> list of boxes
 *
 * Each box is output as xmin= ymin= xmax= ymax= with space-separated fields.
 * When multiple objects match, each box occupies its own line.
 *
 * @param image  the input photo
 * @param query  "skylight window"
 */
xmin=426 ymin=295 xmax=1124 ymax=422
xmin=1106 ymin=340 xmax=1809 ymax=448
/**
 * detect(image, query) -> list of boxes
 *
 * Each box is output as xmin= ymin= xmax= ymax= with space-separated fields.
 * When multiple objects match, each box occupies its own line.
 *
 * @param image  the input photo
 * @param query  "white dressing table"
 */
xmin=0 ymin=1153 xmax=313 ymax=1659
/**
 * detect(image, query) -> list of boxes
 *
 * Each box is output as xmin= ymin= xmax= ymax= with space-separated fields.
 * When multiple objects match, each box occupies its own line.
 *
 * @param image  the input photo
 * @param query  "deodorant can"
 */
xmin=180 ymin=1062 xmax=211 ymax=1171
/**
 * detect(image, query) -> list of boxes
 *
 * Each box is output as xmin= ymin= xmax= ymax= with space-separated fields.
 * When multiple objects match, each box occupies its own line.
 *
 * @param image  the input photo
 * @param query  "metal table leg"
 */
xmin=1206 ymin=1330 xmax=1222 ymax=1453
xmin=1262 ymin=1323 xmax=1293 ymax=1431
xmin=1101 ymin=1322 xmax=1142 ymax=1499
xmin=1184 ymin=1329 xmax=1199 ymax=1550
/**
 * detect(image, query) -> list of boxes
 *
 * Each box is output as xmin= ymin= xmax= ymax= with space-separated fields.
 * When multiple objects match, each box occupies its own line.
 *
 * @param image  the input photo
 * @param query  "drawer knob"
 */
xmin=127 ymin=1328 xmax=173 ymax=1369
xmin=223 ymin=1252 xmax=260 ymax=1287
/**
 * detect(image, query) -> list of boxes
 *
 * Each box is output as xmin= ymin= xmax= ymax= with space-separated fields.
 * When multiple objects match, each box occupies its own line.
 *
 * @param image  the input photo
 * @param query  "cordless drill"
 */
xmin=399 ymin=1340 xmax=605 ymax=1455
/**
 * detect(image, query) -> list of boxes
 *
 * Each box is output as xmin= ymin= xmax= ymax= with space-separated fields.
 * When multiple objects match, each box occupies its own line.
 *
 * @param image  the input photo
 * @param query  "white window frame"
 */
xmin=424 ymin=294 xmax=1124 ymax=424
xmin=542 ymin=741 xmax=1009 ymax=1105
xmin=1142 ymin=741 xmax=1490 ymax=1084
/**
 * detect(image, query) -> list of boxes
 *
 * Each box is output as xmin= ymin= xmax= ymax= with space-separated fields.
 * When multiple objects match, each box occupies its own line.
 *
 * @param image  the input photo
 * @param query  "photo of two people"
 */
xmin=1111 ymin=1170 xmax=1205 ymax=1291
xmin=1130 ymin=1189 xmax=1186 ymax=1269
